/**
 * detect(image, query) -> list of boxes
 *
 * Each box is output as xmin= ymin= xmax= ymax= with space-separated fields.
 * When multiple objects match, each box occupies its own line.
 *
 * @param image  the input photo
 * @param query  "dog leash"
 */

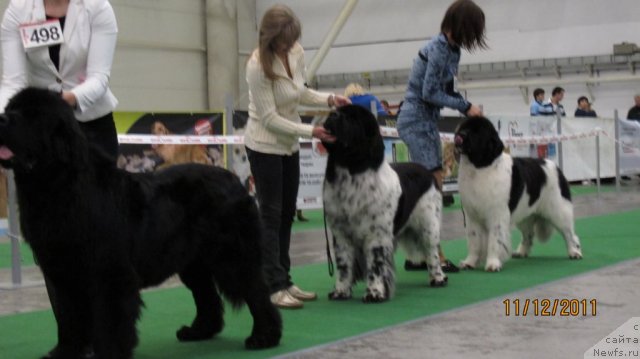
xmin=322 ymin=205 xmax=335 ymax=277
xmin=461 ymin=202 xmax=467 ymax=228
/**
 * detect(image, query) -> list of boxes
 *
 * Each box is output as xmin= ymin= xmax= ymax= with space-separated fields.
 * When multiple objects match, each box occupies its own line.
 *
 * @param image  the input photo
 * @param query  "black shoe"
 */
xmin=443 ymin=195 xmax=454 ymax=207
xmin=296 ymin=210 xmax=309 ymax=222
xmin=404 ymin=260 xmax=428 ymax=271
xmin=441 ymin=259 xmax=460 ymax=273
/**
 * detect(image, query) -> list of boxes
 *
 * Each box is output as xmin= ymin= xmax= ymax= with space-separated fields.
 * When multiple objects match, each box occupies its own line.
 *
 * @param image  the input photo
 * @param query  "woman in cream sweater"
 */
xmin=245 ymin=4 xmax=349 ymax=309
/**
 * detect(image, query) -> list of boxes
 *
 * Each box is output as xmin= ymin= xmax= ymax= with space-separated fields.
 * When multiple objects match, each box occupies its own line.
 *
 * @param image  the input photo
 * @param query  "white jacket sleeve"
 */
xmin=0 ymin=1 xmax=29 ymax=113
xmin=71 ymin=0 xmax=117 ymax=114
xmin=246 ymin=59 xmax=313 ymax=138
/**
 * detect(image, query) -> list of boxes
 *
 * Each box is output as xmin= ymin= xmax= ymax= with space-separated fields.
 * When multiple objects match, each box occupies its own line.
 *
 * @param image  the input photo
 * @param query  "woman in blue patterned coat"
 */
xmin=397 ymin=0 xmax=487 ymax=272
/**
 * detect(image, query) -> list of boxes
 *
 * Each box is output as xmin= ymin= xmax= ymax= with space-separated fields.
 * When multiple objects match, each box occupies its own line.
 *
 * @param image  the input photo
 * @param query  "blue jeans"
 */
xmin=246 ymin=147 xmax=298 ymax=294
xmin=396 ymin=101 xmax=442 ymax=171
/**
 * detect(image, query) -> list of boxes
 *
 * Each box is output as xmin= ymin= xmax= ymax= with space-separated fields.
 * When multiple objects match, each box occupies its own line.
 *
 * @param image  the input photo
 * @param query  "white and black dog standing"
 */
xmin=322 ymin=105 xmax=447 ymax=303
xmin=454 ymin=117 xmax=582 ymax=272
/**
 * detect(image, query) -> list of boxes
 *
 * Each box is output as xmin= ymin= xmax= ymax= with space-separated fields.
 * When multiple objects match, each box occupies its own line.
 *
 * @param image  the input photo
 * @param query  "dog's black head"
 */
xmin=454 ymin=116 xmax=504 ymax=168
xmin=322 ymin=105 xmax=384 ymax=180
xmin=0 ymin=87 xmax=88 ymax=172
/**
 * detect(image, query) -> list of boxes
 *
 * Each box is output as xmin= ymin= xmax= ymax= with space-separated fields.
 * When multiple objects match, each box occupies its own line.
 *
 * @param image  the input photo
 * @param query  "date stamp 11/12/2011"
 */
xmin=503 ymin=298 xmax=597 ymax=317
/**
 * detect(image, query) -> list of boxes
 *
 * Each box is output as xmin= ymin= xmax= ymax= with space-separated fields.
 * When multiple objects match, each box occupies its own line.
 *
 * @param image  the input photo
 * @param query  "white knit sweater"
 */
xmin=245 ymin=42 xmax=331 ymax=155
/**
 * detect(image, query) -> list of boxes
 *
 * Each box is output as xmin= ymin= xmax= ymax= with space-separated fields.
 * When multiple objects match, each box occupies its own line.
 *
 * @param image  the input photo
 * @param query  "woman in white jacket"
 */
xmin=0 ymin=0 xmax=119 ymax=158
xmin=0 ymin=1 xmax=118 ymax=357
xmin=245 ymin=4 xmax=349 ymax=309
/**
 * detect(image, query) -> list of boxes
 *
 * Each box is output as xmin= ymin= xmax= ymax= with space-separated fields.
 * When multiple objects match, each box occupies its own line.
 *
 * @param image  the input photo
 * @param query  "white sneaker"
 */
xmin=287 ymin=285 xmax=317 ymax=301
xmin=270 ymin=289 xmax=303 ymax=309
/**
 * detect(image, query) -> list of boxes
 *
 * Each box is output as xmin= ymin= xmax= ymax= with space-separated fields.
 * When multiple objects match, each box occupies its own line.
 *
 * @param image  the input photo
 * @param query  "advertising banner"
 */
xmin=618 ymin=119 xmax=640 ymax=174
xmin=115 ymin=112 xmax=225 ymax=173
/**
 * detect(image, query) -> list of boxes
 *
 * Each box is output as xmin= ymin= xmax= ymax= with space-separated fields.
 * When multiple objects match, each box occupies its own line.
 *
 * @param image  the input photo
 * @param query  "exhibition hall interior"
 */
xmin=0 ymin=1 xmax=639 ymax=358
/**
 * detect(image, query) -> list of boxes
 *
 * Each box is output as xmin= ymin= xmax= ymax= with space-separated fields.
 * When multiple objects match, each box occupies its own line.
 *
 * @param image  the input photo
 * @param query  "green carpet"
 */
xmin=0 ymin=184 xmax=615 ymax=269
xmin=0 ymin=208 xmax=638 ymax=359
xmin=0 ymin=241 xmax=34 ymax=268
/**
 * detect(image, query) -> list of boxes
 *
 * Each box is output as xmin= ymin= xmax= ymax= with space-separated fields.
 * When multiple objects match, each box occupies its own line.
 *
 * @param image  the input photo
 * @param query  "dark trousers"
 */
xmin=246 ymin=147 xmax=299 ymax=294
xmin=78 ymin=112 xmax=119 ymax=161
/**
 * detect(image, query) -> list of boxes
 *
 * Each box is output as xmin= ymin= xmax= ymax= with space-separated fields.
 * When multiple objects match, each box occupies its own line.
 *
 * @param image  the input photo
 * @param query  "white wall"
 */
xmin=108 ymin=0 xmax=208 ymax=111
xmin=258 ymin=0 xmax=640 ymax=72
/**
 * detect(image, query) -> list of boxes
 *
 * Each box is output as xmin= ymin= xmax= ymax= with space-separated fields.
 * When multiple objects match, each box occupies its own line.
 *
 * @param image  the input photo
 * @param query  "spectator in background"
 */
xmin=380 ymin=99 xmax=392 ymax=115
xmin=530 ymin=88 xmax=553 ymax=116
xmin=574 ymin=96 xmax=597 ymax=117
xmin=627 ymin=94 xmax=640 ymax=121
xmin=344 ymin=83 xmax=388 ymax=116
xmin=542 ymin=87 xmax=566 ymax=116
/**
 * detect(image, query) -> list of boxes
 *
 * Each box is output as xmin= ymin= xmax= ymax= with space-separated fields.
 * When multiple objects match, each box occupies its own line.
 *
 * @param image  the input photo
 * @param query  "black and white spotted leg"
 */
xmin=328 ymin=237 xmax=355 ymax=300
xmin=363 ymin=243 xmax=395 ymax=303
xmin=425 ymin=240 xmax=447 ymax=288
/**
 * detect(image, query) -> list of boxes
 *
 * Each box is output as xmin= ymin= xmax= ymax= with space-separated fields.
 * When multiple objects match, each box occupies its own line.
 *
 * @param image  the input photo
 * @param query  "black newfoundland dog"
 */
xmin=454 ymin=117 xmax=582 ymax=272
xmin=322 ymin=105 xmax=447 ymax=303
xmin=0 ymin=88 xmax=281 ymax=359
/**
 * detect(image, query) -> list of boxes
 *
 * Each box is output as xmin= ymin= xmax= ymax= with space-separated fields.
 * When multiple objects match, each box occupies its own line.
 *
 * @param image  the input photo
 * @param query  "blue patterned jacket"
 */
xmin=403 ymin=33 xmax=471 ymax=113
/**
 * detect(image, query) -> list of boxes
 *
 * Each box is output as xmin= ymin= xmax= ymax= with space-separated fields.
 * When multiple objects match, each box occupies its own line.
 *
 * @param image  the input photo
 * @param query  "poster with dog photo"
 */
xmin=115 ymin=112 xmax=224 ymax=173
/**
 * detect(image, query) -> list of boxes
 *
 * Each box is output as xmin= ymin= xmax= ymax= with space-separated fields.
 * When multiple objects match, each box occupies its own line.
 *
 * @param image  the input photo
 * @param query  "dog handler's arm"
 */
xmin=0 ymin=1 xmax=30 ymax=112
xmin=246 ymin=57 xmax=313 ymax=138
xmin=69 ymin=1 xmax=117 ymax=114
xmin=420 ymin=45 xmax=470 ymax=114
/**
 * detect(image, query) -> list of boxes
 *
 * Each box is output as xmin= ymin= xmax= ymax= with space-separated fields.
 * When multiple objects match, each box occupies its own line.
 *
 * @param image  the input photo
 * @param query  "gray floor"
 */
xmin=1 ymin=182 xmax=639 ymax=359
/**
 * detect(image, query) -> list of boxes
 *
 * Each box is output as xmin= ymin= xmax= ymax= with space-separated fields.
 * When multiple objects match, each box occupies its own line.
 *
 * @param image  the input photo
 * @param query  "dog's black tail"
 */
xmin=214 ymin=195 xmax=266 ymax=308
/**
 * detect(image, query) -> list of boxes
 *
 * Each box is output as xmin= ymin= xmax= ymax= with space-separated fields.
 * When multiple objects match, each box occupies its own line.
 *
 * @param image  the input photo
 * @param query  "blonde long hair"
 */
xmin=344 ymin=83 xmax=365 ymax=97
xmin=257 ymin=4 xmax=301 ymax=81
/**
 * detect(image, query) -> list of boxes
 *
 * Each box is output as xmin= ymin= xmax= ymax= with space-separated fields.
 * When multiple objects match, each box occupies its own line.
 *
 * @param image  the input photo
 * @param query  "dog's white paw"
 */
xmin=430 ymin=276 xmax=448 ymax=288
xmin=513 ymin=244 xmax=530 ymax=258
xmin=362 ymin=288 xmax=388 ymax=303
xmin=328 ymin=289 xmax=352 ymax=301
xmin=485 ymin=258 xmax=502 ymax=272
xmin=568 ymin=249 xmax=583 ymax=260
xmin=460 ymin=258 xmax=477 ymax=270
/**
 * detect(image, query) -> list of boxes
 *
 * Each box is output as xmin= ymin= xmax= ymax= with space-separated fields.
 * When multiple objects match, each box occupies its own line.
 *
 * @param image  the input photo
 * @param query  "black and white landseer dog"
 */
xmin=454 ymin=117 xmax=583 ymax=272
xmin=321 ymin=105 xmax=447 ymax=303
xmin=0 ymin=88 xmax=281 ymax=359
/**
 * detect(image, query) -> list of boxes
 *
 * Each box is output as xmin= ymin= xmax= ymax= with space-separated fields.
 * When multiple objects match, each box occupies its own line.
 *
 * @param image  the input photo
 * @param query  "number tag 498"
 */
xmin=19 ymin=19 xmax=64 ymax=50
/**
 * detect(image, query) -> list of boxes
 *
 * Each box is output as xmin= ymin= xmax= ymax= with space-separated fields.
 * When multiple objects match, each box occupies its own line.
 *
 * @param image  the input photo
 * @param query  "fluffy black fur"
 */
xmin=322 ymin=105 xmax=446 ymax=303
xmin=0 ymin=88 xmax=281 ymax=359
xmin=391 ymin=162 xmax=437 ymax=234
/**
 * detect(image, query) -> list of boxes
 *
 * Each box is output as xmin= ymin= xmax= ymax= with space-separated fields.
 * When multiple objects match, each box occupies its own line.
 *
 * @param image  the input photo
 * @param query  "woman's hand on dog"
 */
xmin=465 ymin=104 xmax=483 ymax=117
xmin=328 ymin=94 xmax=351 ymax=108
xmin=312 ymin=127 xmax=336 ymax=143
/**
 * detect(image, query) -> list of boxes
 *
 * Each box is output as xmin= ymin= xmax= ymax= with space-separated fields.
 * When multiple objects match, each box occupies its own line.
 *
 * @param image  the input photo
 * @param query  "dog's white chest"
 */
xmin=323 ymin=164 xmax=401 ymax=241
xmin=458 ymin=154 xmax=512 ymax=219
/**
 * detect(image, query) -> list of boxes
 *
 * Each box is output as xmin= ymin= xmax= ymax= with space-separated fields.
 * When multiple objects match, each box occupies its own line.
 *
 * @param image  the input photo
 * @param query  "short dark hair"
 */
xmin=441 ymin=0 xmax=488 ymax=52
xmin=533 ymin=88 xmax=545 ymax=98
xmin=552 ymin=87 xmax=565 ymax=96
xmin=577 ymin=96 xmax=589 ymax=104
